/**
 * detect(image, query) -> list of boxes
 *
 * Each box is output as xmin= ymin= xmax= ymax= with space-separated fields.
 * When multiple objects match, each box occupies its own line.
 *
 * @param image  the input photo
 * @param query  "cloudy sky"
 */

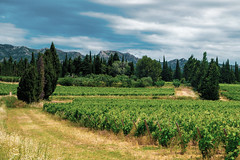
xmin=0 ymin=0 xmax=240 ymax=62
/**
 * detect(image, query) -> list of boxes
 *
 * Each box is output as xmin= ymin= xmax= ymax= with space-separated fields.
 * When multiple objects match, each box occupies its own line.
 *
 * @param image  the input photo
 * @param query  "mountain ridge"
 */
xmin=0 ymin=44 xmax=187 ymax=69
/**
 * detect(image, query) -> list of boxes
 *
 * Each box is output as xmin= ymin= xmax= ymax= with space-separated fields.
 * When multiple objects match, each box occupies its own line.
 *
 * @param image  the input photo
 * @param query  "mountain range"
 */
xmin=0 ymin=44 xmax=187 ymax=69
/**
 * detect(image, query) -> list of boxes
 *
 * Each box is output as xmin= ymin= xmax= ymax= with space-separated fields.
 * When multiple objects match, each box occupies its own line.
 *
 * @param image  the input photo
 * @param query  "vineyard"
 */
xmin=44 ymin=97 xmax=240 ymax=159
xmin=220 ymin=84 xmax=240 ymax=101
xmin=0 ymin=83 xmax=174 ymax=96
xmin=53 ymin=86 xmax=174 ymax=96
xmin=0 ymin=83 xmax=18 ymax=95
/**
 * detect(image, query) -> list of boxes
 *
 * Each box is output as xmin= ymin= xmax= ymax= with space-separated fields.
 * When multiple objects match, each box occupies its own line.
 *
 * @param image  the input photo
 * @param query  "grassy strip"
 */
xmin=0 ymin=97 xmax=49 ymax=160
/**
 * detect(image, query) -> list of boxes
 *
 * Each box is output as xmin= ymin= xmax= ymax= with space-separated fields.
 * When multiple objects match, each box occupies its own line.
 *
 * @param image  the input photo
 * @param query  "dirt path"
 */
xmin=175 ymin=87 xmax=198 ymax=98
xmin=5 ymin=107 xmax=201 ymax=160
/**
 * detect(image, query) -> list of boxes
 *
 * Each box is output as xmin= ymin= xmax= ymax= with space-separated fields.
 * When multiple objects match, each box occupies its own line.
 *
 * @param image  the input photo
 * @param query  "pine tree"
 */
xmin=199 ymin=59 xmax=220 ymax=100
xmin=62 ymin=54 xmax=68 ymax=77
xmin=30 ymin=52 xmax=36 ymax=67
xmin=73 ymin=56 xmax=82 ymax=75
xmin=235 ymin=62 xmax=239 ymax=82
xmin=94 ymin=55 xmax=101 ymax=74
xmin=113 ymin=53 xmax=120 ymax=62
xmin=174 ymin=59 xmax=181 ymax=80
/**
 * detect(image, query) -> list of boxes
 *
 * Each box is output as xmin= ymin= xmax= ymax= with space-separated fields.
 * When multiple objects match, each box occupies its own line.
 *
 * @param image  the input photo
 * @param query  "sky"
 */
xmin=0 ymin=0 xmax=240 ymax=62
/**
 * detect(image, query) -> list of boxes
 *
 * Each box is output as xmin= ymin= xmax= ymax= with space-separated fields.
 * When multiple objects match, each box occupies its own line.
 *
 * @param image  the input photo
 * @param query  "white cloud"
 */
xmin=30 ymin=35 xmax=120 ymax=52
xmin=89 ymin=0 xmax=157 ymax=6
xmin=0 ymin=22 xmax=123 ymax=53
xmin=80 ymin=0 xmax=240 ymax=63
xmin=0 ymin=23 xmax=27 ymax=45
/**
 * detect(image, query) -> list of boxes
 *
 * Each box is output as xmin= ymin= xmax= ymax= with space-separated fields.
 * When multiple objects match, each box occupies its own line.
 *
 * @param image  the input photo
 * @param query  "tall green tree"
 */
xmin=17 ymin=65 xmax=39 ymax=103
xmin=62 ymin=54 xmax=68 ymax=77
xmin=37 ymin=53 xmax=45 ymax=100
xmin=173 ymin=59 xmax=181 ymax=80
xmin=199 ymin=59 xmax=220 ymax=100
xmin=235 ymin=62 xmax=239 ymax=82
xmin=113 ymin=53 xmax=120 ymax=62
xmin=43 ymin=43 xmax=61 ymax=100
xmin=136 ymin=56 xmax=161 ymax=82
xmin=161 ymin=56 xmax=172 ymax=81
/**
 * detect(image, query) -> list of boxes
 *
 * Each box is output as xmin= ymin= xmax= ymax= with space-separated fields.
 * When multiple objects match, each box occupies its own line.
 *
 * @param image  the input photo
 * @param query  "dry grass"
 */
xmin=0 ymin=99 xmax=50 ymax=160
xmin=175 ymin=87 xmax=198 ymax=99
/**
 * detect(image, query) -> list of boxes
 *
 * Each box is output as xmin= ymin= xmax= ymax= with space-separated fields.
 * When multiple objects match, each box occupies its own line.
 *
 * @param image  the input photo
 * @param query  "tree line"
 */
xmin=1 ymin=50 xmax=239 ymax=84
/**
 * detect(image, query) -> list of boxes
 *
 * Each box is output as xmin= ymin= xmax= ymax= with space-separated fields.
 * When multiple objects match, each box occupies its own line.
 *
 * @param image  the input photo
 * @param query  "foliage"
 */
xmin=136 ymin=56 xmax=161 ymax=82
xmin=2 ymin=96 xmax=18 ymax=108
xmin=0 ymin=83 xmax=18 ymax=95
xmin=44 ymin=97 xmax=240 ymax=159
xmin=58 ymin=77 xmax=74 ymax=86
xmin=53 ymin=85 xmax=174 ymax=96
xmin=17 ymin=66 xmax=39 ymax=103
xmin=173 ymin=59 xmax=181 ymax=80
xmin=155 ymin=80 xmax=165 ymax=87
xmin=220 ymin=84 xmax=240 ymax=101
xmin=0 ymin=76 xmax=20 ymax=82
xmin=173 ymin=79 xmax=181 ymax=87
xmin=199 ymin=59 xmax=220 ymax=100
xmin=161 ymin=56 xmax=172 ymax=81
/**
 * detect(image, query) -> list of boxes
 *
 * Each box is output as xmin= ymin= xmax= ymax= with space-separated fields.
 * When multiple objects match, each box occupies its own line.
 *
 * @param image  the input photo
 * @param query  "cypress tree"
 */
xmin=235 ymin=62 xmax=239 ymax=82
xmin=199 ymin=59 xmax=220 ymax=100
xmin=30 ymin=52 xmax=36 ymax=67
xmin=198 ymin=52 xmax=208 ymax=91
xmin=73 ymin=56 xmax=82 ymax=75
xmin=37 ymin=53 xmax=45 ymax=100
xmin=174 ymin=59 xmax=181 ymax=80
xmin=17 ymin=66 xmax=39 ymax=103
xmin=62 ymin=54 xmax=68 ymax=77
xmin=43 ymin=49 xmax=56 ymax=100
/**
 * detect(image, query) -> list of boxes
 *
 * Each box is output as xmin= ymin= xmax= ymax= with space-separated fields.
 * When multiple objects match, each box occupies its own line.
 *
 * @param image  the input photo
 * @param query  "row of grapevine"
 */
xmin=0 ymin=83 xmax=18 ymax=95
xmin=53 ymin=86 xmax=174 ymax=96
xmin=0 ymin=83 xmax=174 ymax=96
xmin=220 ymin=84 xmax=240 ymax=101
xmin=44 ymin=98 xmax=240 ymax=159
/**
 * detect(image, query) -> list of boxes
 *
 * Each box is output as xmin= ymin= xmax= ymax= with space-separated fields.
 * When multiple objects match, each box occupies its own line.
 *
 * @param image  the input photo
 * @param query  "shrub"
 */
xmin=138 ymin=77 xmax=153 ymax=87
xmin=155 ymin=80 xmax=165 ymax=87
xmin=58 ymin=77 xmax=74 ymax=86
xmin=173 ymin=79 xmax=181 ymax=87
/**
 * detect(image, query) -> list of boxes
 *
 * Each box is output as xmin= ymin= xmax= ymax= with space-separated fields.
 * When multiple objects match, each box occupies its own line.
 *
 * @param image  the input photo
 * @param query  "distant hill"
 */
xmin=97 ymin=50 xmax=139 ymax=64
xmin=167 ymin=58 xmax=188 ymax=70
xmin=0 ymin=44 xmax=84 ymax=62
xmin=0 ymin=44 xmax=187 ymax=70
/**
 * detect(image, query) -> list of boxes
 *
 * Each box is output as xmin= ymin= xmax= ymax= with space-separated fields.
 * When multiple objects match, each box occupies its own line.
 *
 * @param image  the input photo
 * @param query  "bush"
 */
xmin=173 ymin=79 xmax=181 ymax=87
xmin=2 ymin=96 xmax=26 ymax=108
xmin=137 ymin=77 xmax=153 ymax=87
xmin=155 ymin=80 xmax=165 ymax=87
xmin=58 ymin=77 xmax=74 ymax=86
xmin=0 ymin=76 xmax=20 ymax=82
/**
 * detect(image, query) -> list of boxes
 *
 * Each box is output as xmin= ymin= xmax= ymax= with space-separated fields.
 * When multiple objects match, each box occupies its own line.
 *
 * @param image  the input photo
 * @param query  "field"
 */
xmin=220 ymin=84 xmax=240 ymax=101
xmin=44 ymin=97 xmax=240 ymax=159
xmin=1 ymin=82 xmax=240 ymax=159
xmin=0 ymin=82 xmax=174 ymax=96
